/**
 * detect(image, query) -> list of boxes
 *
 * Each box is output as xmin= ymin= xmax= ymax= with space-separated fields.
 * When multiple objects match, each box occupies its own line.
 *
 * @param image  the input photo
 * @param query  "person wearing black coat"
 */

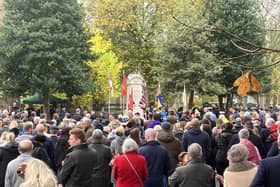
xmin=0 ymin=142 xmax=19 ymax=187
xmin=228 ymin=121 xmax=266 ymax=158
xmin=214 ymin=123 xmax=233 ymax=175
xmin=262 ymin=124 xmax=278 ymax=157
xmin=55 ymin=127 xmax=71 ymax=172
xmin=59 ymin=128 xmax=97 ymax=187
xmin=139 ymin=128 xmax=170 ymax=187
xmin=88 ymin=129 xmax=112 ymax=187
xmin=267 ymin=141 xmax=279 ymax=157
xmin=31 ymin=124 xmax=56 ymax=171
xmin=182 ymin=119 xmax=212 ymax=164
xmin=32 ymin=139 xmax=52 ymax=168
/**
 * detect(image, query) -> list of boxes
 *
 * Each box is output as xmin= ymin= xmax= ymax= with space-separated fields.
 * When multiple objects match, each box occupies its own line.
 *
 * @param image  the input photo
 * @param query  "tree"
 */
xmin=158 ymin=0 xmax=226 ymax=108
xmin=206 ymin=0 xmax=270 ymax=109
xmin=82 ymin=0 xmax=174 ymax=91
xmin=261 ymin=1 xmax=280 ymax=95
xmin=0 ymin=0 xmax=92 ymax=117
xmin=72 ymin=31 xmax=124 ymax=108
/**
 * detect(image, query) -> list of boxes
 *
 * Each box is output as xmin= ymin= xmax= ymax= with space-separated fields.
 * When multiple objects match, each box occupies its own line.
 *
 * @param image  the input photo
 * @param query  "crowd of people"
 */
xmin=0 ymin=105 xmax=280 ymax=187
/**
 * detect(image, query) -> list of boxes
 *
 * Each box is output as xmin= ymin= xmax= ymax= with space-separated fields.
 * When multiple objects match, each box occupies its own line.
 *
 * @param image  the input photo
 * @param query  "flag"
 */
xmin=182 ymin=84 xmax=187 ymax=107
xmin=139 ymin=93 xmax=146 ymax=117
xmin=108 ymin=75 xmax=113 ymax=96
xmin=139 ymin=94 xmax=146 ymax=109
xmin=121 ymin=71 xmax=127 ymax=96
xmin=128 ymin=88 xmax=134 ymax=110
xmin=156 ymin=84 xmax=163 ymax=109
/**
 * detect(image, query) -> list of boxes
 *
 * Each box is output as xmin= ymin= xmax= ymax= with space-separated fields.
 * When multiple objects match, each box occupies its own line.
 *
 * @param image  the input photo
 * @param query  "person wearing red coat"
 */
xmin=239 ymin=129 xmax=261 ymax=165
xmin=113 ymin=138 xmax=148 ymax=187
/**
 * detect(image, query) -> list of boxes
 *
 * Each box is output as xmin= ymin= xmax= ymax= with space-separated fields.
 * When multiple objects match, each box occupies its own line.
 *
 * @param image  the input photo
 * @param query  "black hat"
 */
xmin=161 ymin=122 xmax=171 ymax=130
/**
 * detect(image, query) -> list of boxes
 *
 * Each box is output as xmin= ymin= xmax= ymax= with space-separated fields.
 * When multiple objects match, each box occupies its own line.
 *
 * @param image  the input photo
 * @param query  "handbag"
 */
xmin=124 ymin=154 xmax=144 ymax=186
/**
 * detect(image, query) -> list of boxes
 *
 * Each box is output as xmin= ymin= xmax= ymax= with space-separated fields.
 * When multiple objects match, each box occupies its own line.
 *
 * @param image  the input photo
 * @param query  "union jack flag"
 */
xmin=139 ymin=95 xmax=146 ymax=109
xmin=139 ymin=94 xmax=146 ymax=117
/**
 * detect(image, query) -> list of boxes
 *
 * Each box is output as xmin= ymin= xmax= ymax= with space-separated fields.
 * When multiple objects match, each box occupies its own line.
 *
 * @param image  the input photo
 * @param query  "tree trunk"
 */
xmin=218 ymin=95 xmax=224 ymax=111
xmin=188 ymin=90 xmax=194 ymax=109
xmin=225 ymin=93 xmax=233 ymax=113
xmin=67 ymin=94 xmax=73 ymax=103
xmin=42 ymin=93 xmax=50 ymax=119
xmin=67 ymin=94 xmax=74 ymax=113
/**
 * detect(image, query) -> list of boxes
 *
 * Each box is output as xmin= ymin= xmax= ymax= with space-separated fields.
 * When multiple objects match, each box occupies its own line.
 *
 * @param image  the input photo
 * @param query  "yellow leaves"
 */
xmin=233 ymin=72 xmax=261 ymax=97
xmin=236 ymin=72 xmax=250 ymax=97
xmin=89 ymin=31 xmax=112 ymax=54
xmin=92 ymin=52 xmax=122 ymax=99
xmin=86 ymin=31 xmax=125 ymax=102
xmin=251 ymin=74 xmax=260 ymax=92
xmin=91 ymin=0 xmax=139 ymax=31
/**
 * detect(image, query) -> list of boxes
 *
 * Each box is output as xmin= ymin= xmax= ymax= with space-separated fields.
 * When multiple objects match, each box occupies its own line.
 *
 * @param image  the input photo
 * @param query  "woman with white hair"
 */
xmin=223 ymin=144 xmax=257 ymax=187
xmin=20 ymin=158 xmax=57 ymax=187
xmin=112 ymin=138 xmax=148 ymax=187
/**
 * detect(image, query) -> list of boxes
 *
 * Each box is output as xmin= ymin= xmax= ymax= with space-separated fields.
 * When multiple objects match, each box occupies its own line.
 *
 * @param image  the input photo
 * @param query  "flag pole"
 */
xmin=120 ymin=95 xmax=122 ymax=111
xmin=123 ymin=96 xmax=125 ymax=115
xmin=108 ymin=89 xmax=111 ymax=115
xmin=108 ymin=74 xmax=112 ymax=115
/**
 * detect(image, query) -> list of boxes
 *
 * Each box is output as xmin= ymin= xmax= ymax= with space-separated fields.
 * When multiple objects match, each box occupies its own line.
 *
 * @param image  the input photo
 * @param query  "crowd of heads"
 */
xmin=0 ymin=103 xmax=280 ymax=187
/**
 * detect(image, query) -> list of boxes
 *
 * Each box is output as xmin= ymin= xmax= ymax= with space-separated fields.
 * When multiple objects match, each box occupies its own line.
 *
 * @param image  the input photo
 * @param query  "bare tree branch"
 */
xmin=171 ymin=14 xmax=216 ymax=33
xmin=222 ymin=58 xmax=280 ymax=70
xmin=224 ymin=53 xmax=258 ymax=61
xmin=230 ymin=40 xmax=261 ymax=53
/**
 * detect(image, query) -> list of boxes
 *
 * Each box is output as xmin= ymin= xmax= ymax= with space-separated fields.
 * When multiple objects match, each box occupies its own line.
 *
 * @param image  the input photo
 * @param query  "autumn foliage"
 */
xmin=233 ymin=72 xmax=261 ymax=96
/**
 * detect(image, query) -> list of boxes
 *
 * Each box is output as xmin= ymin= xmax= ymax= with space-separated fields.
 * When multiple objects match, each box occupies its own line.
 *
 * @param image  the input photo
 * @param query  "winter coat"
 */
xmin=0 ymin=142 xmax=19 ymax=187
xmin=263 ymin=135 xmax=276 ymax=156
xmin=110 ymin=136 xmax=126 ymax=155
xmin=157 ymin=130 xmax=183 ymax=173
xmin=5 ymin=153 xmax=33 ymax=187
xmin=55 ymin=136 xmax=69 ymax=170
xmin=182 ymin=126 xmax=212 ymax=163
xmin=72 ymin=114 xmax=82 ymax=121
xmin=224 ymin=161 xmax=257 ymax=187
xmin=59 ymin=143 xmax=97 ymax=187
xmin=89 ymin=143 xmax=112 ymax=187
xmin=173 ymin=130 xmax=184 ymax=142
xmin=240 ymin=139 xmax=261 ymax=165
xmin=168 ymin=159 xmax=214 ymax=187
xmin=113 ymin=151 xmax=148 ymax=187
xmin=31 ymin=141 xmax=51 ymax=168
xmin=84 ymin=126 xmax=93 ymax=141
xmin=147 ymin=120 xmax=161 ymax=129
xmin=31 ymin=135 xmax=55 ymax=170
xmin=139 ymin=140 xmax=170 ymax=187
xmin=250 ymin=155 xmax=280 ymax=187
xmin=267 ymin=141 xmax=279 ymax=157
xmin=215 ymin=130 xmax=233 ymax=163
xmin=228 ymin=130 xmax=266 ymax=158
xmin=15 ymin=134 xmax=33 ymax=143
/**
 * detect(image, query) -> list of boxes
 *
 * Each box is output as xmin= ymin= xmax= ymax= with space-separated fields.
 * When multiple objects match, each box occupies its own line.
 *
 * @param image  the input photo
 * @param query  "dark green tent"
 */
xmin=20 ymin=93 xmax=67 ymax=105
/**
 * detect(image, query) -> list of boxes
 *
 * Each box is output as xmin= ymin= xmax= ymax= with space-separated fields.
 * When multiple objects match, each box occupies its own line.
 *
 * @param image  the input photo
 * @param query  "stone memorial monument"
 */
xmin=126 ymin=72 xmax=146 ymax=117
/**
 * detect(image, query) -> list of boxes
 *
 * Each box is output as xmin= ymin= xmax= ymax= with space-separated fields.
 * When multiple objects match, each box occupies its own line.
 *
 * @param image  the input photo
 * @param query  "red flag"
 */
xmin=122 ymin=71 xmax=127 ymax=96
xmin=128 ymin=89 xmax=134 ymax=110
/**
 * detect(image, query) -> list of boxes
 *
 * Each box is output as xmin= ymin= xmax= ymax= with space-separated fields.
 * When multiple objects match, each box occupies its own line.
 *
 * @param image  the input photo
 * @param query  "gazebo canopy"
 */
xmin=20 ymin=93 xmax=67 ymax=105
